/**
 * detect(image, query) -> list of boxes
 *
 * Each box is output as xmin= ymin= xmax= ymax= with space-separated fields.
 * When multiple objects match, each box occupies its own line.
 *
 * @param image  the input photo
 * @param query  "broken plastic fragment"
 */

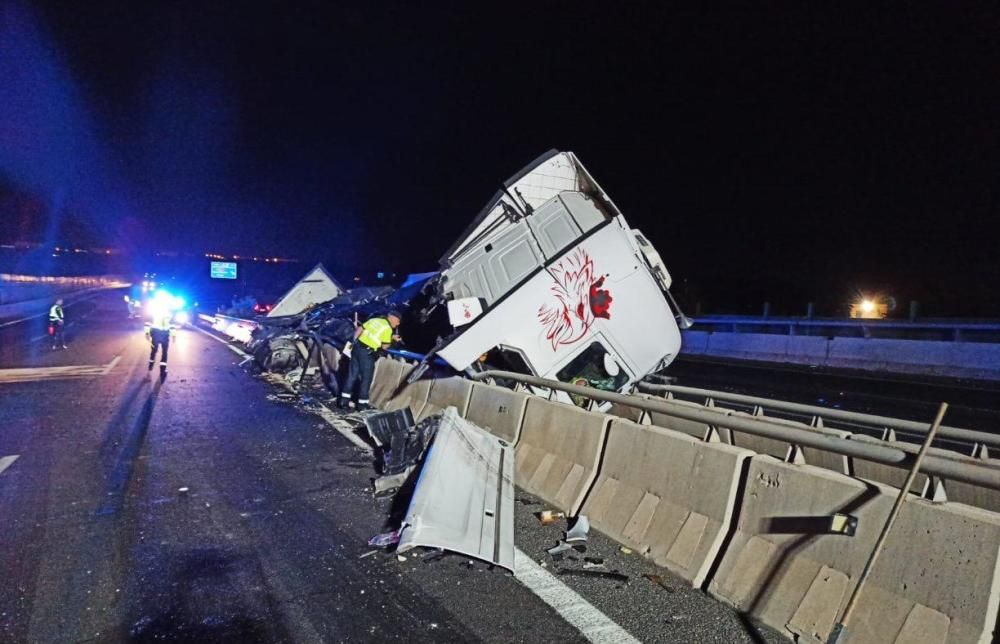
xmin=556 ymin=568 xmax=629 ymax=583
xmin=368 ymin=529 xmax=401 ymax=548
xmin=565 ymin=515 xmax=590 ymax=542
xmin=547 ymin=541 xmax=575 ymax=557
xmin=619 ymin=546 xmax=633 ymax=555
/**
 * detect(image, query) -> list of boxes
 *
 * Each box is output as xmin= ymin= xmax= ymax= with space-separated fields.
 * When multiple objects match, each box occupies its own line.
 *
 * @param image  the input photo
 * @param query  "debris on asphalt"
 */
xmin=368 ymin=529 xmax=401 ymax=548
xmin=358 ymin=550 xmax=379 ymax=559
xmin=546 ymin=540 xmax=586 ymax=561
xmin=177 ymin=487 xmax=189 ymax=494
xmin=537 ymin=510 xmax=565 ymax=525
xmin=364 ymin=409 xmax=440 ymax=495
xmin=565 ymin=515 xmax=590 ymax=542
xmin=556 ymin=568 xmax=629 ymax=583
xmin=584 ymin=556 xmax=604 ymax=565
xmin=395 ymin=409 xmax=515 ymax=571
xmin=421 ymin=548 xmax=447 ymax=564
xmin=619 ymin=546 xmax=634 ymax=555
xmin=643 ymin=573 xmax=676 ymax=593
xmin=546 ymin=541 xmax=575 ymax=558
xmin=583 ymin=559 xmax=606 ymax=570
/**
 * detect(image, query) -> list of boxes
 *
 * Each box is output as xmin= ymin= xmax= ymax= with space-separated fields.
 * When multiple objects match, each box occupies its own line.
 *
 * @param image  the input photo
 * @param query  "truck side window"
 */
xmin=556 ymin=342 xmax=628 ymax=393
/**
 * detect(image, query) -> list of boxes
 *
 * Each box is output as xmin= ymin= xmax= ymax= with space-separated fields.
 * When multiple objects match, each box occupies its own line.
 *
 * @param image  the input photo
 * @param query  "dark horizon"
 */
xmin=2 ymin=3 xmax=998 ymax=317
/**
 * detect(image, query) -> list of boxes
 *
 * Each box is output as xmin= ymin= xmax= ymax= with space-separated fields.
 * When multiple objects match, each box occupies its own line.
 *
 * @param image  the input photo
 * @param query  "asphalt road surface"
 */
xmin=0 ymin=291 xmax=783 ymax=643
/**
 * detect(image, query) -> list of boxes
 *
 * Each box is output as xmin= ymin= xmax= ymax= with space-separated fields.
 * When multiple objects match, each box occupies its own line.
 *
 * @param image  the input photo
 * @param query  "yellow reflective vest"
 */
xmin=358 ymin=317 xmax=392 ymax=350
xmin=148 ymin=311 xmax=173 ymax=331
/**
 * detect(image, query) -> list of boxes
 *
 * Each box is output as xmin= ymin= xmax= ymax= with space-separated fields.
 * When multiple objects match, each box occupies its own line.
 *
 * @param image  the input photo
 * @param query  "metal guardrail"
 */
xmin=689 ymin=315 xmax=1000 ymax=342
xmin=637 ymin=382 xmax=1000 ymax=450
xmin=470 ymin=370 xmax=1000 ymax=491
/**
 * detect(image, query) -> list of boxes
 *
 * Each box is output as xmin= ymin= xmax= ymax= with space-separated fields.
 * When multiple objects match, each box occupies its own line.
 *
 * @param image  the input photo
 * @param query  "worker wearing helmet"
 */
xmin=338 ymin=310 xmax=402 ymax=411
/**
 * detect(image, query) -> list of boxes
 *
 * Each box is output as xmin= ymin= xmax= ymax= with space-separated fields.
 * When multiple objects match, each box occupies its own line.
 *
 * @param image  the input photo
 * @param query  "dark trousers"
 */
xmin=51 ymin=321 xmax=65 ymax=347
xmin=149 ymin=329 xmax=170 ymax=366
xmin=342 ymin=345 xmax=377 ymax=402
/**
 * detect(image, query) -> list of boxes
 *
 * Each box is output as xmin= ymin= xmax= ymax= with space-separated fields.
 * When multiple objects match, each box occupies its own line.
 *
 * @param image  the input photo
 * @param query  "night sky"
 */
xmin=1 ymin=3 xmax=998 ymax=315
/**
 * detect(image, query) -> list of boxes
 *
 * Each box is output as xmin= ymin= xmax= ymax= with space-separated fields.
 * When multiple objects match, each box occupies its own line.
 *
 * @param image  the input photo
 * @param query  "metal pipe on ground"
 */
xmin=469 ymin=371 xmax=1000 ymax=491
xmin=637 ymin=381 xmax=1000 ymax=449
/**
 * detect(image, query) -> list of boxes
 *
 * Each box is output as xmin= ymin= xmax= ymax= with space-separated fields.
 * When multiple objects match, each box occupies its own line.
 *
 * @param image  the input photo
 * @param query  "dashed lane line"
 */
xmin=0 ymin=455 xmax=20 ymax=475
xmin=194 ymin=322 xmax=641 ymax=644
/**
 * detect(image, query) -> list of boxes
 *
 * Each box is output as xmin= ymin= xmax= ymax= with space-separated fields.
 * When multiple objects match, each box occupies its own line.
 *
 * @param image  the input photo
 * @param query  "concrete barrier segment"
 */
xmin=707 ymin=455 xmax=1000 ymax=644
xmin=417 ymin=376 xmax=474 ymax=421
xmin=369 ymin=358 xmax=407 ymax=409
xmin=382 ymin=369 xmax=433 ymax=416
xmin=646 ymin=397 xmax=713 ymax=440
xmin=464 ymin=382 xmax=531 ymax=445
xmin=515 ymin=398 xmax=610 ymax=516
xmin=581 ymin=419 xmax=754 ymax=587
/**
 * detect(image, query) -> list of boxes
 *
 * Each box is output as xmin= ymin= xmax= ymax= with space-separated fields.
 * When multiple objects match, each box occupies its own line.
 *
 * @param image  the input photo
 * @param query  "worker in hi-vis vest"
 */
xmin=338 ymin=310 xmax=402 ymax=411
xmin=145 ymin=307 xmax=174 ymax=377
xmin=49 ymin=298 xmax=67 ymax=350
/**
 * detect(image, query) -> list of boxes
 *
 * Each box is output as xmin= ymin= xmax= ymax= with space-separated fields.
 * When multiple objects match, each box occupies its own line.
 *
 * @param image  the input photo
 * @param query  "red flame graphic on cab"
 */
xmin=538 ymin=249 xmax=613 ymax=350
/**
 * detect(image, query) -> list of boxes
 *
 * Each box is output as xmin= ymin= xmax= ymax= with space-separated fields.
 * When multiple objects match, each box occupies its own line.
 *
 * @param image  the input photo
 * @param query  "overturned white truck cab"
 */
xmin=425 ymin=150 xmax=686 ymax=393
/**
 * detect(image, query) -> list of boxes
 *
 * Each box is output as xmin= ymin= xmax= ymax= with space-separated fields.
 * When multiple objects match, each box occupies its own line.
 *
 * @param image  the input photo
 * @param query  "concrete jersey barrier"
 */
xmin=707 ymin=455 xmax=1000 ymax=644
xmin=464 ymin=382 xmax=531 ymax=444
xmin=516 ymin=398 xmax=611 ymax=516
xmin=369 ymin=358 xmax=407 ymax=409
xmin=418 ymin=376 xmax=474 ymax=420
xmin=581 ymin=419 xmax=754 ymax=587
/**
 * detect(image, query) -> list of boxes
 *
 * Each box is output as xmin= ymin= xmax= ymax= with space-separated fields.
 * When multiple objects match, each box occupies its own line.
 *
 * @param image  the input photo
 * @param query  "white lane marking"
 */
xmin=197 ymin=320 xmax=635 ymax=642
xmin=191 ymin=324 xmax=252 ymax=359
xmin=0 ymin=455 xmax=19 ymax=475
xmin=513 ymin=548 xmax=640 ymax=644
xmin=195 ymin=325 xmax=373 ymax=449
xmin=102 ymin=355 xmax=122 ymax=375
xmin=259 ymin=372 xmax=373 ymax=452
xmin=0 ymin=357 xmax=122 ymax=384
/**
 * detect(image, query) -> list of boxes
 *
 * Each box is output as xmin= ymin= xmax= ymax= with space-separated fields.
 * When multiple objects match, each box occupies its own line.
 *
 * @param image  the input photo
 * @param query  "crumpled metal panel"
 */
xmin=397 ymin=407 xmax=515 ymax=571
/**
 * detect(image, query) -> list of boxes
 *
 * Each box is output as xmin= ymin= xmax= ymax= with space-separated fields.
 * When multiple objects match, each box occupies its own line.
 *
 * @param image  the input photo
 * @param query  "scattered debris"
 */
xmin=177 ymin=487 xmax=189 ymax=494
xmin=643 ymin=573 xmax=676 ymax=593
xmin=547 ymin=541 xmax=573 ymax=558
xmin=364 ymin=408 xmax=440 ymax=495
xmin=421 ymin=549 xmax=447 ymax=564
xmin=368 ymin=530 xmax=401 ymax=548
xmin=584 ymin=556 xmax=604 ymax=565
xmin=565 ymin=515 xmax=590 ymax=543
xmin=556 ymin=568 xmax=629 ymax=583
xmin=546 ymin=541 xmax=586 ymax=561
xmin=358 ymin=550 xmax=379 ymax=559
xmin=397 ymin=554 xmax=407 ymax=562
xmin=619 ymin=546 xmax=634 ymax=555
xmin=396 ymin=409 xmax=515 ymax=571
xmin=537 ymin=510 xmax=565 ymax=525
